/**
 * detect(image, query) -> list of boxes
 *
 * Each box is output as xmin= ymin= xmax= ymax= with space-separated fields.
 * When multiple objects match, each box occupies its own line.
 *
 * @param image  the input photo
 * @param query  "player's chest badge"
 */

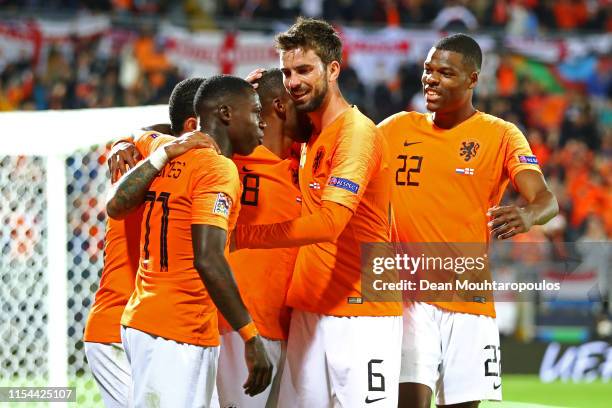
xmin=312 ymin=146 xmax=326 ymax=176
xmin=459 ymin=140 xmax=480 ymax=162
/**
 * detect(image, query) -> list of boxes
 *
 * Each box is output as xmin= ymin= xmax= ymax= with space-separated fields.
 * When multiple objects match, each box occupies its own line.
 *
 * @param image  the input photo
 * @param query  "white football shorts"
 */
xmin=278 ymin=310 xmax=402 ymax=408
xmin=84 ymin=341 xmax=131 ymax=408
xmin=121 ymin=326 xmax=219 ymax=408
xmin=216 ymin=331 xmax=285 ymax=408
xmin=400 ymin=302 xmax=502 ymax=405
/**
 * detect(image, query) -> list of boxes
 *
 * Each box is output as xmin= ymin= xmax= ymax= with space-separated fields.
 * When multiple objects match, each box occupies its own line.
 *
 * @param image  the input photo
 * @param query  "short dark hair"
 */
xmin=168 ymin=77 xmax=205 ymax=135
xmin=193 ymin=75 xmax=254 ymax=116
xmin=275 ymin=17 xmax=342 ymax=65
xmin=434 ymin=33 xmax=482 ymax=71
xmin=254 ymin=69 xmax=286 ymax=110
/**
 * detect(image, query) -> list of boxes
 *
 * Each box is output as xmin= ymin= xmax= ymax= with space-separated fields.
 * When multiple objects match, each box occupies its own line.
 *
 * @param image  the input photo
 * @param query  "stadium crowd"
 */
xmin=2 ymin=0 xmax=611 ymax=32
xmin=0 ymin=4 xmax=610 ymax=246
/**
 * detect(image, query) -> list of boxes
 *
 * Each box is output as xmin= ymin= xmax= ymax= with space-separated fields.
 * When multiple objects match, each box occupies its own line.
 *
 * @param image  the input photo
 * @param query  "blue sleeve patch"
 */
xmin=150 ymin=133 xmax=159 ymax=139
xmin=328 ymin=176 xmax=360 ymax=194
xmin=518 ymin=155 xmax=539 ymax=165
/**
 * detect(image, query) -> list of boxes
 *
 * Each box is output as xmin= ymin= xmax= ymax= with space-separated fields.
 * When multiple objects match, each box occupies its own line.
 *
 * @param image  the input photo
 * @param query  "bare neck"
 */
xmin=432 ymin=101 xmax=476 ymax=130
xmin=201 ymin=122 xmax=232 ymax=157
xmin=308 ymin=86 xmax=351 ymax=135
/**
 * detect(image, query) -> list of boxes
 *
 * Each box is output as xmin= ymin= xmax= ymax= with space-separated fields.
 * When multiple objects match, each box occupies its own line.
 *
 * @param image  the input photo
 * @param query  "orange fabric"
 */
xmin=523 ymin=95 xmax=567 ymax=130
xmin=378 ymin=111 xmax=542 ymax=317
xmin=219 ymin=146 xmax=301 ymax=340
xmin=83 ymin=208 xmax=143 ymax=343
xmin=553 ymin=1 xmax=588 ymax=29
xmin=570 ymin=182 xmax=605 ymax=227
xmin=134 ymin=36 xmax=170 ymax=73
xmin=497 ymin=63 xmax=517 ymax=97
xmin=121 ymin=132 xmax=242 ymax=347
xmin=238 ymin=321 xmax=259 ymax=342
xmin=530 ymin=142 xmax=551 ymax=168
xmin=287 ymin=107 xmax=399 ymax=317
xmin=235 ymin=200 xmax=352 ymax=249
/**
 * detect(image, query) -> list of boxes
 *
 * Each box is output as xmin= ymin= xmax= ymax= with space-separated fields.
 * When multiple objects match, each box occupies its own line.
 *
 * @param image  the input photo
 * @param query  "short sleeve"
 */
xmin=321 ymin=116 xmax=382 ymax=212
xmin=134 ymin=131 xmax=173 ymax=159
xmin=191 ymin=155 xmax=241 ymax=231
xmin=504 ymin=123 xmax=542 ymax=184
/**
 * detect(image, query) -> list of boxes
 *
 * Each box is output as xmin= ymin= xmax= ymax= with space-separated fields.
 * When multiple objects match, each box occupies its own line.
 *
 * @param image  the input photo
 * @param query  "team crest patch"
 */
xmin=518 ymin=155 xmax=539 ymax=165
xmin=459 ymin=140 xmax=480 ymax=162
xmin=312 ymin=146 xmax=326 ymax=174
xmin=328 ymin=176 xmax=359 ymax=194
xmin=212 ymin=193 xmax=232 ymax=217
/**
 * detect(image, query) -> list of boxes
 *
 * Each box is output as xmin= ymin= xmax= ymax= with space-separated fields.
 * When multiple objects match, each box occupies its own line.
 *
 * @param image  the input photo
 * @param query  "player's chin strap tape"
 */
xmin=238 ymin=321 xmax=259 ymax=342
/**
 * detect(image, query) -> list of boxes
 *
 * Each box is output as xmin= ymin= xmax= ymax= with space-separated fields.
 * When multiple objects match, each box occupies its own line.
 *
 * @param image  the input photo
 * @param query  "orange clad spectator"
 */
xmin=497 ymin=56 xmax=517 ymax=97
xmin=134 ymin=34 xmax=171 ymax=73
xmin=112 ymin=0 xmax=132 ymax=12
xmin=527 ymin=128 xmax=551 ymax=167
xmin=553 ymin=0 xmax=588 ymax=29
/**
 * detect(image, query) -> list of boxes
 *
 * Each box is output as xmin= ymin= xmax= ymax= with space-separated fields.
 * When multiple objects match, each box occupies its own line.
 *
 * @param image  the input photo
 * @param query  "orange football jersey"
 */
xmin=378 ymin=111 xmax=542 ymax=317
xmin=219 ymin=145 xmax=302 ymax=340
xmin=120 ymin=132 xmax=241 ymax=346
xmin=289 ymin=106 xmax=402 ymax=317
xmin=83 ymin=207 xmax=142 ymax=343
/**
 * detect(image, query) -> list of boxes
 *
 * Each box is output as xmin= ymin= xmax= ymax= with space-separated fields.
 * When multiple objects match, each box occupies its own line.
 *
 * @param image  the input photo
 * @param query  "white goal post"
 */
xmin=0 ymin=105 xmax=168 ymax=406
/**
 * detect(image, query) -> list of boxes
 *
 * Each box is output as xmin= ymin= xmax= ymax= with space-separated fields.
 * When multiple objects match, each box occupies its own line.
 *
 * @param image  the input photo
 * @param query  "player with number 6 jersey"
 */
xmin=233 ymin=19 xmax=403 ymax=407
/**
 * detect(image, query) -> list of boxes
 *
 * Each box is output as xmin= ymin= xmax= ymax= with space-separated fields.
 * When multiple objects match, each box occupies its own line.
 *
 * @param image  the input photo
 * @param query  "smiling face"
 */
xmin=280 ymin=48 xmax=329 ymax=113
xmin=228 ymin=89 xmax=266 ymax=156
xmin=421 ymin=47 xmax=478 ymax=114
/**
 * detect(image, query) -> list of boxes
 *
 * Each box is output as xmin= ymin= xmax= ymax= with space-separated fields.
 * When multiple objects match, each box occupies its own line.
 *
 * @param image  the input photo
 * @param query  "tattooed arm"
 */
xmin=106 ymin=160 xmax=160 ymax=219
xmin=106 ymin=131 xmax=214 ymax=219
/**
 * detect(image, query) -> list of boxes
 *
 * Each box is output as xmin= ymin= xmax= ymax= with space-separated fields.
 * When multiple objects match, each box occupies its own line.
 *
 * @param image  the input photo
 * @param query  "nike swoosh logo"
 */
xmin=403 ymin=141 xmax=422 ymax=147
xmin=365 ymin=396 xmax=387 ymax=404
xmin=493 ymin=382 xmax=502 ymax=390
xmin=242 ymin=166 xmax=254 ymax=172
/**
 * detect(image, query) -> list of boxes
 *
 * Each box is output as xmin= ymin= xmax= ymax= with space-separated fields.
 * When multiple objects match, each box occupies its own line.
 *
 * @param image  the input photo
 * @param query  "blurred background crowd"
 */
xmin=2 ymin=0 xmax=611 ymax=32
xmin=0 ymin=0 xmax=610 ymax=247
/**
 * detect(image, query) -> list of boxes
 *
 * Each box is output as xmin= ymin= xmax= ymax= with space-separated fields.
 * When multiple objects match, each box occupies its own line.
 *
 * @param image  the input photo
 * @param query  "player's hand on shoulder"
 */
xmin=243 ymin=335 xmax=273 ymax=396
xmin=108 ymin=141 xmax=141 ymax=183
xmin=244 ymin=68 xmax=265 ymax=88
xmin=488 ymin=205 xmax=533 ymax=240
xmin=162 ymin=131 xmax=220 ymax=159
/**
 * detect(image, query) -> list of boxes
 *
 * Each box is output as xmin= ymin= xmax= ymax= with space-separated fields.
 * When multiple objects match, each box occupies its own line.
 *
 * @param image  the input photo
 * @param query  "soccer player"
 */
xmin=216 ymin=68 xmax=309 ymax=407
xmin=83 ymin=77 xmax=207 ymax=408
xmin=105 ymin=75 xmax=273 ymax=407
xmin=232 ymin=18 xmax=403 ymax=407
xmin=377 ymin=34 xmax=559 ymax=407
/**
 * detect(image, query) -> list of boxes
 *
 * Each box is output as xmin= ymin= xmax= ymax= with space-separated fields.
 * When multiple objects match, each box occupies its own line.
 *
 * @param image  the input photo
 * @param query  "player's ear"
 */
xmin=218 ymin=104 xmax=231 ymax=124
xmin=183 ymin=116 xmax=197 ymax=132
xmin=273 ymin=98 xmax=285 ymax=118
xmin=327 ymin=60 xmax=341 ymax=82
xmin=468 ymin=71 xmax=479 ymax=90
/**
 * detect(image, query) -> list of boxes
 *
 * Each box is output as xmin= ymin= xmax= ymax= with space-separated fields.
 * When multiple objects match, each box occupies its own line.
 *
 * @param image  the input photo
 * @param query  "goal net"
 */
xmin=0 ymin=105 xmax=167 ymax=406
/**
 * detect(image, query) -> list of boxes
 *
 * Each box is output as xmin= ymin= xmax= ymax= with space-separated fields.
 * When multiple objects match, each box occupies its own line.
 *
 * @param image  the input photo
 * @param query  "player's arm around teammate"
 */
xmin=106 ymin=130 xmax=213 ymax=219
